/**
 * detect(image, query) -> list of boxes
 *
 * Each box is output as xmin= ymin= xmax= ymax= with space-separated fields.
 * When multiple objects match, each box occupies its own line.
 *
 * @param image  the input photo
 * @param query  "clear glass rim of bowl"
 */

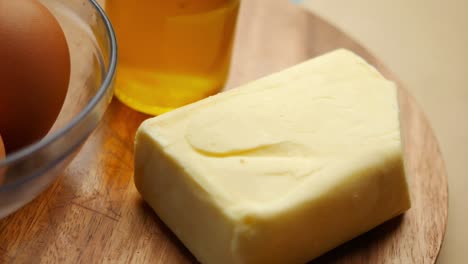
xmin=0 ymin=1 xmax=117 ymax=171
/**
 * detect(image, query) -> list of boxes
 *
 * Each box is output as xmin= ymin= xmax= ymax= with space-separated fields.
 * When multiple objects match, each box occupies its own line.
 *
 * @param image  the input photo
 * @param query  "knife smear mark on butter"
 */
xmin=134 ymin=49 xmax=411 ymax=264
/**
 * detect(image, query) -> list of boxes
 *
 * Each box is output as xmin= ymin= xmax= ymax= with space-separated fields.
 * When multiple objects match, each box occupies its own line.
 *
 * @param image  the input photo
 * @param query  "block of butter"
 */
xmin=134 ymin=49 xmax=411 ymax=264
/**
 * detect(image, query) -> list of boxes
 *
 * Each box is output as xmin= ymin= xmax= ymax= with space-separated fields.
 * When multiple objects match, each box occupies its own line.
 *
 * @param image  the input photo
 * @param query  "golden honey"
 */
xmin=105 ymin=0 xmax=240 ymax=115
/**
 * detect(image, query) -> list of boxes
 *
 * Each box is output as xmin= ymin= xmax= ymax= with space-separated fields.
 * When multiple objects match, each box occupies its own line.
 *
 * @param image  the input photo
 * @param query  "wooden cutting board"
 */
xmin=0 ymin=0 xmax=448 ymax=263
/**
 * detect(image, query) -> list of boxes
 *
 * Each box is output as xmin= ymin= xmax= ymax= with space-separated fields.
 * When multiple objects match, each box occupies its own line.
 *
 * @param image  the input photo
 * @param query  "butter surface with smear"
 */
xmin=134 ymin=49 xmax=411 ymax=264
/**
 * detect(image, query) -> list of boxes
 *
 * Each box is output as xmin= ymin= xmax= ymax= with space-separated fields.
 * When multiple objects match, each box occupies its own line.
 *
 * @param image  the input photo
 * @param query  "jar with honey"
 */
xmin=105 ymin=0 xmax=240 ymax=115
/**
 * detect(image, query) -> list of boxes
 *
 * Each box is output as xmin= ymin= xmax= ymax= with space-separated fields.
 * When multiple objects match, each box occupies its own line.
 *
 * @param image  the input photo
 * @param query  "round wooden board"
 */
xmin=0 ymin=0 xmax=448 ymax=263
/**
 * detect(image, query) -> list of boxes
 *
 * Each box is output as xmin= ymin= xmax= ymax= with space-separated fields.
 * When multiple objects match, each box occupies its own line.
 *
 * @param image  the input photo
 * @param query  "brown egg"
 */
xmin=0 ymin=134 xmax=5 ymax=184
xmin=0 ymin=0 xmax=70 ymax=153
xmin=0 ymin=134 xmax=4 ymax=159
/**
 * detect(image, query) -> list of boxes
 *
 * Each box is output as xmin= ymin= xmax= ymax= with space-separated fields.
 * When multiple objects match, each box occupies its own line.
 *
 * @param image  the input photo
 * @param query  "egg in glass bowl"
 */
xmin=0 ymin=0 xmax=117 ymax=218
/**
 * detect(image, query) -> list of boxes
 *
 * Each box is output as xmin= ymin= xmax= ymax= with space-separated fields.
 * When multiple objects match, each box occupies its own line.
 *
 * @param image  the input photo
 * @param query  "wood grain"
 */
xmin=0 ymin=0 xmax=448 ymax=263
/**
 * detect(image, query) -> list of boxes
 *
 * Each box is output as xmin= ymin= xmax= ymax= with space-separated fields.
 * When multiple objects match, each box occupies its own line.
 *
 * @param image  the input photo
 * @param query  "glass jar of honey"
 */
xmin=105 ymin=0 xmax=240 ymax=115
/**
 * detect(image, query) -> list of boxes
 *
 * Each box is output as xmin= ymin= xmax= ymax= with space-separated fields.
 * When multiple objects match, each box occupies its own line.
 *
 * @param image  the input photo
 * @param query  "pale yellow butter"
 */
xmin=134 ymin=49 xmax=411 ymax=264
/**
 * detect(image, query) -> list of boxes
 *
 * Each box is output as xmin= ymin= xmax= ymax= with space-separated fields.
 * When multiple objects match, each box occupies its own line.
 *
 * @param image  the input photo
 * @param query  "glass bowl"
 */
xmin=0 ymin=0 xmax=117 ymax=218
